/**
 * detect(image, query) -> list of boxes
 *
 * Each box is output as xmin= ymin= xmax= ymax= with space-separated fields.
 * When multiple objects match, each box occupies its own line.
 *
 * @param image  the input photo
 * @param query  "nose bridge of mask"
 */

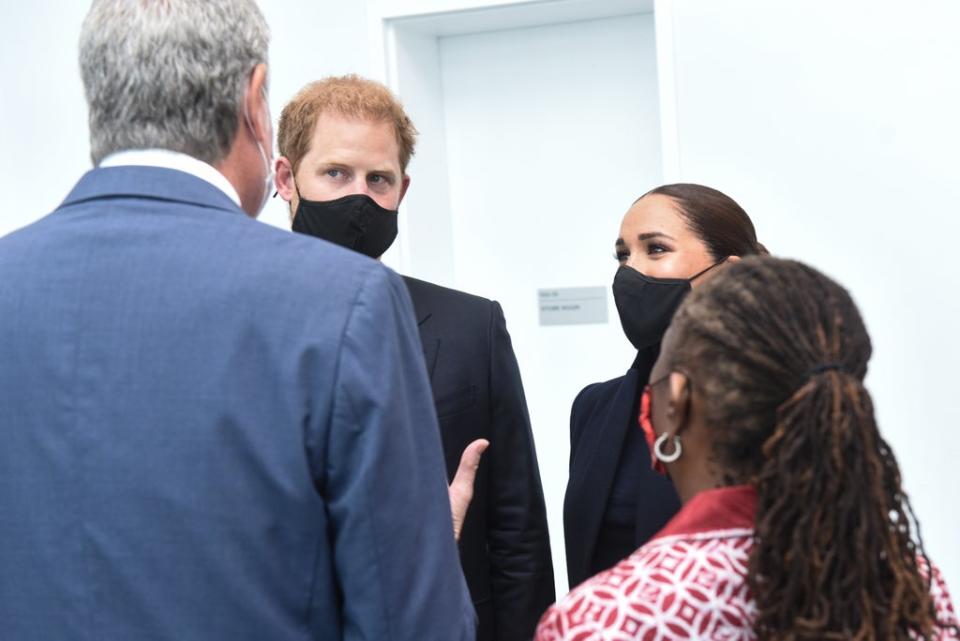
xmin=632 ymin=267 xmax=693 ymax=288
xmin=612 ymin=265 xmax=692 ymax=352
xmin=628 ymin=256 xmax=728 ymax=287
xmin=347 ymin=198 xmax=374 ymax=232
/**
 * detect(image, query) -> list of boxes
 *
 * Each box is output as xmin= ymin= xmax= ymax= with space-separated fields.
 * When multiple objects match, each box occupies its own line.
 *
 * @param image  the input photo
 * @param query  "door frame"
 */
xmin=366 ymin=0 xmax=680 ymax=279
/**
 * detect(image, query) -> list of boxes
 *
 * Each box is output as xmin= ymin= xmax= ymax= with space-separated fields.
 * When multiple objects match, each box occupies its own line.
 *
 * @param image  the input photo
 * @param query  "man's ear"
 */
xmin=666 ymin=371 xmax=692 ymax=437
xmin=398 ymin=174 xmax=411 ymax=205
xmin=244 ymin=63 xmax=271 ymax=150
xmin=275 ymin=157 xmax=295 ymax=202
xmin=274 ymin=157 xmax=298 ymax=223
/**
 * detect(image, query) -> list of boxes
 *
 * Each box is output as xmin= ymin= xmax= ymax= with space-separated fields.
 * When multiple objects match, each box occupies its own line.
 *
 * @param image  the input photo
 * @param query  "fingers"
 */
xmin=449 ymin=439 xmax=489 ymax=541
xmin=455 ymin=439 xmax=489 ymax=484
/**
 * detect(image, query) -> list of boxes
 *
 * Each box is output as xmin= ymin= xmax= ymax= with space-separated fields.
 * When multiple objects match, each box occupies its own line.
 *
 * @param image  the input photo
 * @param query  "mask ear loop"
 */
xmin=688 ymin=256 xmax=729 ymax=283
xmin=245 ymin=86 xmax=273 ymax=170
xmin=244 ymin=83 xmax=274 ymax=214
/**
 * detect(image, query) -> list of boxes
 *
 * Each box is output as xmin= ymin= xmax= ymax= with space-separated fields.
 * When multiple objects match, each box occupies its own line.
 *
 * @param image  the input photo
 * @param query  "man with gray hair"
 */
xmin=0 ymin=2 xmax=475 ymax=640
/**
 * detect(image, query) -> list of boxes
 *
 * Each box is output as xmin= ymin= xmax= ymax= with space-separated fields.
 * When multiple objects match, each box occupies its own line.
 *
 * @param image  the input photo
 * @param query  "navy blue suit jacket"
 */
xmin=0 ymin=167 xmax=475 ymax=641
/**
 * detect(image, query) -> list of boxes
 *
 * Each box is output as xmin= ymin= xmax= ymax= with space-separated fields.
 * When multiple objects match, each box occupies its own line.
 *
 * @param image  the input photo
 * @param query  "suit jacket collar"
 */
xmin=400 ymin=276 xmax=433 ymax=328
xmin=416 ymin=310 xmax=433 ymax=327
xmin=569 ymin=348 xmax=658 ymax=495
xmin=59 ymin=166 xmax=245 ymax=216
xmin=570 ymin=366 xmax=642 ymax=495
xmin=99 ymin=149 xmax=242 ymax=206
xmin=400 ymin=276 xmax=440 ymax=381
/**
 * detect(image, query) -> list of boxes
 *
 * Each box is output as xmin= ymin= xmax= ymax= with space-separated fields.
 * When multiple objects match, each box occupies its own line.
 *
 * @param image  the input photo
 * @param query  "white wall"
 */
xmin=0 ymin=1 xmax=91 ymax=237
xmin=0 ymin=0 xmax=371 ymax=234
xmin=667 ymin=0 xmax=960 ymax=594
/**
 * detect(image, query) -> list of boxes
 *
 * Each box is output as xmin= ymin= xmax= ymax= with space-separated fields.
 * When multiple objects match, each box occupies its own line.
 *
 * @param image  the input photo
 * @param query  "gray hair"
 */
xmin=79 ymin=0 xmax=269 ymax=166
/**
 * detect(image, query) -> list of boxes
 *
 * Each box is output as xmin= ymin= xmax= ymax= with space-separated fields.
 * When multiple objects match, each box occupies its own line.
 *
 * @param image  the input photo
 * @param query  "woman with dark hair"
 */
xmin=564 ymin=184 xmax=764 ymax=588
xmin=541 ymin=256 xmax=958 ymax=640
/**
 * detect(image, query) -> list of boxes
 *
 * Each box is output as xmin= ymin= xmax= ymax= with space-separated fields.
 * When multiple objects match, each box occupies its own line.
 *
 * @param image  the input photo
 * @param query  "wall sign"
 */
xmin=538 ymin=287 xmax=608 ymax=326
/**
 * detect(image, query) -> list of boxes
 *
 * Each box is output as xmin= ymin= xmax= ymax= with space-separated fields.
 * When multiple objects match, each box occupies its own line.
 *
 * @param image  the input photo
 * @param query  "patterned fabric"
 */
xmin=538 ymin=486 xmax=959 ymax=641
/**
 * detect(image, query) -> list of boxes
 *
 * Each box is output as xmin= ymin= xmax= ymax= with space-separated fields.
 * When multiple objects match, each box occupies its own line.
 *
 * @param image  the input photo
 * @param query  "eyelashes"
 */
xmin=647 ymin=243 xmax=668 ymax=255
xmin=613 ymin=245 xmax=671 ymax=262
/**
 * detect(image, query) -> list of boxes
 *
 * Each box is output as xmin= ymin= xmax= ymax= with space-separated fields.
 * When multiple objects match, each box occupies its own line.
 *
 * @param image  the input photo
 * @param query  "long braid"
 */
xmin=667 ymin=256 xmax=948 ymax=640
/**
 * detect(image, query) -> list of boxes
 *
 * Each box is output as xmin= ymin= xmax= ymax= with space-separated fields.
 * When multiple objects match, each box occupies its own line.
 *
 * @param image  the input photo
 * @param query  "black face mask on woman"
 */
xmin=612 ymin=259 xmax=726 ymax=351
xmin=291 ymin=189 xmax=398 ymax=259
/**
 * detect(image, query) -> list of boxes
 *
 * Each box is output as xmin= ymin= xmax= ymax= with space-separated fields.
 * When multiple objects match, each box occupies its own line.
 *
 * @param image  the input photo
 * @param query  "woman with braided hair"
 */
xmin=564 ymin=183 xmax=764 ymax=589
xmin=540 ymin=256 xmax=958 ymax=640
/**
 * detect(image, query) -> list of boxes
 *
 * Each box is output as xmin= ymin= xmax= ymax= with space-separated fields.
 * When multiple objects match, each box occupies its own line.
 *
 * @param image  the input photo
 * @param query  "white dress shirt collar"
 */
xmin=99 ymin=148 xmax=241 ymax=207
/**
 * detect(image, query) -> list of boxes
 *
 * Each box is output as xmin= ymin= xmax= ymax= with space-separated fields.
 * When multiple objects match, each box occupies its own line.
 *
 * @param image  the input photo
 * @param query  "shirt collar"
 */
xmin=99 ymin=149 xmax=241 ymax=207
xmin=652 ymin=484 xmax=757 ymax=540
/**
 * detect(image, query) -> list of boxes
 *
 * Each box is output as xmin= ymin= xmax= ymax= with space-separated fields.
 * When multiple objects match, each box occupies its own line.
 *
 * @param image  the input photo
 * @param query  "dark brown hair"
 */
xmin=642 ymin=183 xmax=766 ymax=259
xmin=666 ymin=256 xmax=949 ymax=640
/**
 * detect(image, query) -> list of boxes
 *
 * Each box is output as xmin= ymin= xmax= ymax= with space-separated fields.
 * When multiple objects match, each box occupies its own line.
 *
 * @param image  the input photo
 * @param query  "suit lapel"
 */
xmin=568 ymin=369 xmax=642 ymax=579
xmin=414 ymin=305 xmax=440 ymax=384
xmin=419 ymin=327 xmax=441 ymax=382
xmin=403 ymin=277 xmax=442 ymax=383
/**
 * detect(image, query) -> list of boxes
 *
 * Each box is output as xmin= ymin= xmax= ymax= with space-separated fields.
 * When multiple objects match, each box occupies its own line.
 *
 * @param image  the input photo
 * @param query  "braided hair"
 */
xmin=666 ymin=256 xmax=949 ymax=640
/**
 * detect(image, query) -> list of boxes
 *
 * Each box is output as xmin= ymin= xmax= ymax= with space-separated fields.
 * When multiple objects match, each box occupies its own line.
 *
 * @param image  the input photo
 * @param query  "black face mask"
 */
xmin=291 ymin=190 xmax=398 ymax=259
xmin=612 ymin=260 xmax=726 ymax=351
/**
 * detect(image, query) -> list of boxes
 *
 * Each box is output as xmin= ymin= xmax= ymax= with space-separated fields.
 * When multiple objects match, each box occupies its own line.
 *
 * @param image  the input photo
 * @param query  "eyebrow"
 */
xmin=638 ymin=232 xmax=676 ymax=241
xmin=615 ymin=232 xmax=676 ymax=246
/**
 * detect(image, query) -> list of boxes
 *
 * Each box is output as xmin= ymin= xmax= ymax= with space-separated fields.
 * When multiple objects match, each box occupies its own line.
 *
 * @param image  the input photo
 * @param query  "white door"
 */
xmin=436 ymin=13 xmax=662 ymax=594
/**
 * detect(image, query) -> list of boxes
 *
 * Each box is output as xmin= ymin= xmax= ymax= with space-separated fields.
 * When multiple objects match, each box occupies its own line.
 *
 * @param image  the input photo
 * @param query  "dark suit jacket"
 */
xmin=0 ymin=167 xmax=475 ymax=641
xmin=403 ymin=276 xmax=555 ymax=641
xmin=563 ymin=349 xmax=681 ymax=588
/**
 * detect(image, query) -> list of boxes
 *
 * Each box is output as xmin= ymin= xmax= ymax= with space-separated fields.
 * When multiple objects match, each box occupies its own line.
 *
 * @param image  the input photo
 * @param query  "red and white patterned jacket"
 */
xmin=537 ymin=485 xmax=958 ymax=641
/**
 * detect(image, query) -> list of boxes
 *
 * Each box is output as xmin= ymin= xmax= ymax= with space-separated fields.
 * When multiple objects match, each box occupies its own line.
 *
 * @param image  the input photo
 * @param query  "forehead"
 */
xmin=305 ymin=110 xmax=401 ymax=169
xmin=619 ymin=194 xmax=693 ymax=240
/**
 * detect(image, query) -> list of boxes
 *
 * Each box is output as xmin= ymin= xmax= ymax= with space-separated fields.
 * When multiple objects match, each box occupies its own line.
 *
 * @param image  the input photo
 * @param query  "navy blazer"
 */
xmin=403 ymin=276 xmax=555 ymax=641
xmin=0 ymin=167 xmax=475 ymax=641
xmin=563 ymin=349 xmax=681 ymax=588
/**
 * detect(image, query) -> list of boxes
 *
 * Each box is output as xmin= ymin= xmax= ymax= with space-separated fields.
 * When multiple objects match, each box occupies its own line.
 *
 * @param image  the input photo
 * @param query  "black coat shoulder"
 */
xmin=402 ymin=275 xmax=493 ymax=319
xmin=570 ymin=373 xmax=633 ymax=460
